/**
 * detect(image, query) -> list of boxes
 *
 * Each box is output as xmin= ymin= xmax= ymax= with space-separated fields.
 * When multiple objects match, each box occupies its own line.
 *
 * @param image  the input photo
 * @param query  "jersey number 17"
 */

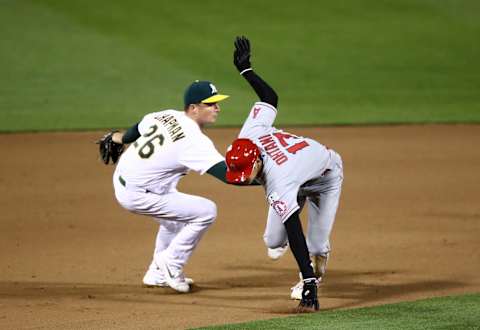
xmin=273 ymin=132 xmax=309 ymax=154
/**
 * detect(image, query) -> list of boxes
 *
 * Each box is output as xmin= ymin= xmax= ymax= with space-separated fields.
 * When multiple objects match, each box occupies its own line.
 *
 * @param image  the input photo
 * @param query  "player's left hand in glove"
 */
xmin=96 ymin=130 xmax=124 ymax=165
xmin=233 ymin=36 xmax=252 ymax=74
xmin=296 ymin=278 xmax=320 ymax=312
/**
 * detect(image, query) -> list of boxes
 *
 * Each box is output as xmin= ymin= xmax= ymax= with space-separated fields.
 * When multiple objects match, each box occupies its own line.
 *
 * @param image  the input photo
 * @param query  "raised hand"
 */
xmin=233 ymin=36 xmax=251 ymax=73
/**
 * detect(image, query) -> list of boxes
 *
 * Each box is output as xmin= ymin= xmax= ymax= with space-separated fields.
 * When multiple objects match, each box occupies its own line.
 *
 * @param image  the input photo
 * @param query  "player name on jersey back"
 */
xmin=154 ymin=113 xmax=186 ymax=142
xmin=258 ymin=134 xmax=288 ymax=165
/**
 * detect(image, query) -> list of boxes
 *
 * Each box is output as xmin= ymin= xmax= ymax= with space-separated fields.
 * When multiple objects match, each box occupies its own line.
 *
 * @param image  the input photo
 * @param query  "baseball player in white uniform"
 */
xmin=225 ymin=37 xmax=344 ymax=311
xmin=109 ymin=80 xmax=230 ymax=293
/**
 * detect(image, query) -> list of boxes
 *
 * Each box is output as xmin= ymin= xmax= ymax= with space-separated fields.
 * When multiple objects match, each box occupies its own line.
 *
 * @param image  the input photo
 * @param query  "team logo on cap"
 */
xmin=209 ymin=83 xmax=218 ymax=94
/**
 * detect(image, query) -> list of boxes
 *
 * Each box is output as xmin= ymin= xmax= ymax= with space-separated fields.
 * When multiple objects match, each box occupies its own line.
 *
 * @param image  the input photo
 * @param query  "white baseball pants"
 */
xmin=113 ymin=173 xmax=216 ymax=271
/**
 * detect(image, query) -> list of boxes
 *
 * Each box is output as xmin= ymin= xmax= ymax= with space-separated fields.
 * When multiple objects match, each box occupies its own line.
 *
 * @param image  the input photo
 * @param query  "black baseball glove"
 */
xmin=296 ymin=278 xmax=320 ymax=312
xmin=234 ymin=36 xmax=251 ymax=73
xmin=96 ymin=130 xmax=124 ymax=165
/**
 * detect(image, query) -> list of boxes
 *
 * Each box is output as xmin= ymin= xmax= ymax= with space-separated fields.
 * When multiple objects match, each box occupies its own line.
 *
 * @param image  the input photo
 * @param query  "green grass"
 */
xmin=192 ymin=293 xmax=480 ymax=330
xmin=1 ymin=0 xmax=480 ymax=131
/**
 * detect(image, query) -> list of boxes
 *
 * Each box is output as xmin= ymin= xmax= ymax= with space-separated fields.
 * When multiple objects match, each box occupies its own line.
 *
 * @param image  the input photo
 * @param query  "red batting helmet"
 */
xmin=225 ymin=138 xmax=260 ymax=184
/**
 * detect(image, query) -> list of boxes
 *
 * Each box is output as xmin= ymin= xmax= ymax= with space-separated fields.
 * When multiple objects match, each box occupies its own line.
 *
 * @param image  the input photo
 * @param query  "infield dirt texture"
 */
xmin=1 ymin=125 xmax=479 ymax=329
xmin=1 ymin=0 xmax=480 ymax=328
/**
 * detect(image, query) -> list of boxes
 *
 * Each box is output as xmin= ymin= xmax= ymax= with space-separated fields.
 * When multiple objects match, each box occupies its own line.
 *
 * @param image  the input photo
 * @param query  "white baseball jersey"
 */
xmin=112 ymin=109 xmax=223 ymax=275
xmin=116 ymin=109 xmax=223 ymax=193
xmin=238 ymin=102 xmax=335 ymax=223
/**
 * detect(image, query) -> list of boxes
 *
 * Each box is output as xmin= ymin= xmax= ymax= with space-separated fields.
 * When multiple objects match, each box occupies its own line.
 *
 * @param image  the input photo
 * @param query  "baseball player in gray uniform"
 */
xmin=225 ymin=37 xmax=344 ymax=311
xmin=106 ymin=80 xmax=231 ymax=293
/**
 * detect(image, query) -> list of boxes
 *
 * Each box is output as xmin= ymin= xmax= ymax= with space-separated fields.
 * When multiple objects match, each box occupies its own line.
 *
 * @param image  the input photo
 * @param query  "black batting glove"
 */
xmin=297 ymin=278 xmax=320 ymax=312
xmin=233 ymin=36 xmax=252 ymax=74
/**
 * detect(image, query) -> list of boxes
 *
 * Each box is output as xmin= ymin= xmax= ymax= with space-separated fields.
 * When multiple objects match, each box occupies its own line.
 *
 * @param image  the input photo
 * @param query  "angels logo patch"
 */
xmin=272 ymin=200 xmax=288 ymax=217
xmin=268 ymin=192 xmax=288 ymax=217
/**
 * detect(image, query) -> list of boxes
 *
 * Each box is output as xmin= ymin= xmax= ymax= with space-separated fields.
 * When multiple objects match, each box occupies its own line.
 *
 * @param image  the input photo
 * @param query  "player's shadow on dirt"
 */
xmin=0 ymin=266 xmax=465 ymax=313
xmin=0 ymin=281 xmax=276 ymax=312
xmin=193 ymin=265 xmax=466 ymax=312
xmin=0 ymin=281 xmax=201 ymax=303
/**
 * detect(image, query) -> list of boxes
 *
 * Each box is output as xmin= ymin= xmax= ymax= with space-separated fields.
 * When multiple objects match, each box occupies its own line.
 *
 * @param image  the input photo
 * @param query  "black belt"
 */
xmin=118 ymin=176 xmax=150 ymax=193
xmin=119 ymin=175 xmax=126 ymax=187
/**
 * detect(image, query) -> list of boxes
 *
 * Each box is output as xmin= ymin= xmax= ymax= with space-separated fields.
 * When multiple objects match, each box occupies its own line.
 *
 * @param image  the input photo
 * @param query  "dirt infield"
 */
xmin=1 ymin=125 xmax=479 ymax=329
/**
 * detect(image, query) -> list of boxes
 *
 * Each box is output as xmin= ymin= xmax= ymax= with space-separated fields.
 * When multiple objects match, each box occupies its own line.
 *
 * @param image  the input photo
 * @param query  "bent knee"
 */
xmin=197 ymin=199 xmax=217 ymax=223
xmin=263 ymin=234 xmax=287 ymax=249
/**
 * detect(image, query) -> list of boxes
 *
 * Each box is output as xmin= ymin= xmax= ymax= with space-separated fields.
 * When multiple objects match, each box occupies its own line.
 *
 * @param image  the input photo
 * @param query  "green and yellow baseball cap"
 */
xmin=184 ymin=80 xmax=229 ymax=107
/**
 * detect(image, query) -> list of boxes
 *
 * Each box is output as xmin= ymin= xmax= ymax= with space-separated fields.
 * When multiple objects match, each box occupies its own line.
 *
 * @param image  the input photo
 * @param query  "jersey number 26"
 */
xmin=133 ymin=124 xmax=164 ymax=159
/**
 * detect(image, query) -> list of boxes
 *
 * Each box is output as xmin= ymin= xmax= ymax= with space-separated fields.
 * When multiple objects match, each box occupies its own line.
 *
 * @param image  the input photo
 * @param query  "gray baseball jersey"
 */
xmin=238 ymin=102 xmax=334 ymax=222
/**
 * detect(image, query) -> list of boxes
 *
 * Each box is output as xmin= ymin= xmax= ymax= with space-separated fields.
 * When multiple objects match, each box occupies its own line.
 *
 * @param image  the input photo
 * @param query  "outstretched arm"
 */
xmin=206 ymin=161 xmax=228 ymax=183
xmin=112 ymin=123 xmax=141 ymax=144
xmin=234 ymin=36 xmax=278 ymax=108
xmin=97 ymin=123 xmax=140 ymax=165
xmin=284 ymin=210 xmax=320 ymax=311
xmin=284 ymin=211 xmax=316 ymax=281
xmin=207 ymin=160 xmax=261 ymax=185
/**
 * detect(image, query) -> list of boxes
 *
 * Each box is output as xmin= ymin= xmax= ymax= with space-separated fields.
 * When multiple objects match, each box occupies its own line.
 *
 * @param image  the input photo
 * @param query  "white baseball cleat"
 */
xmin=290 ymin=274 xmax=322 ymax=300
xmin=290 ymin=272 xmax=304 ymax=300
xmin=267 ymin=243 xmax=289 ymax=260
xmin=142 ymin=267 xmax=194 ymax=288
xmin=153 ymin=254 xmax=191 ymax=293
